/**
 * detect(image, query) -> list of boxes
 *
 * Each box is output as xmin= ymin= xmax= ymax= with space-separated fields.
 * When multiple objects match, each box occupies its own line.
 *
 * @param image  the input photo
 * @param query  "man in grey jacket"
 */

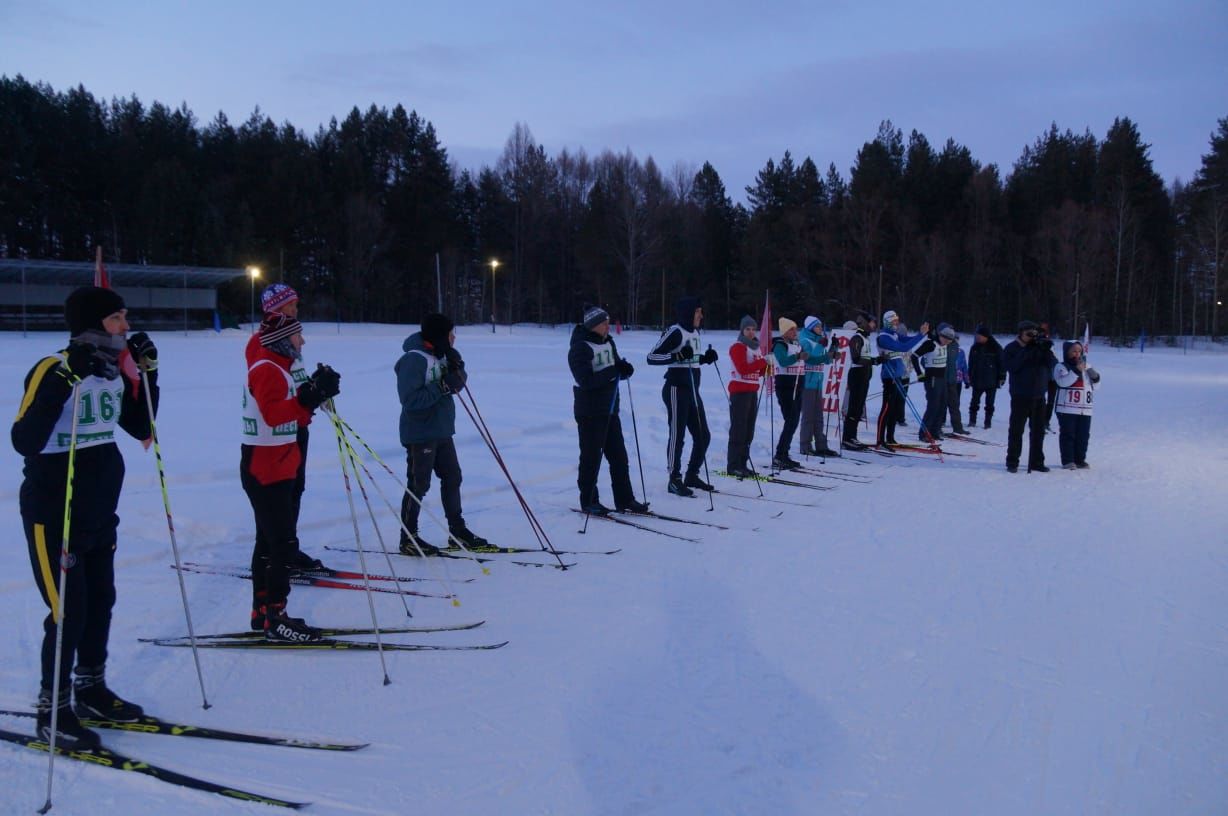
xmin=395 ymin=313 xmax=488 ymax=554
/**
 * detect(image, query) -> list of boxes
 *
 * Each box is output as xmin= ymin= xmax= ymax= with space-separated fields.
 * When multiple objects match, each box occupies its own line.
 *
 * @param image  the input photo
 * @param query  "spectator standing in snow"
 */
xmin=568 ymin=306 xmax=649 ymax=515
xmin=395 ymin=314 xmax=489 ymax=554
xmin=726 ymin=315 xmax=768 ymax=477
xmin=967 ymin=325 xmax=1004 ymax=428
xmin=1002 ymin=320 xmax=1057 ymax=473
xmin=1053 ymin=340 xmax=1100 ymax=469
xmin=12 ymin=287 xmax=157 ymax=748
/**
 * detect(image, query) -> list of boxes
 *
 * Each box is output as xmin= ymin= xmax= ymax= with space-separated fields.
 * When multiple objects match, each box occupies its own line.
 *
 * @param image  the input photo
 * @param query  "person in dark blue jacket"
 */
xmin=967 ymin=325 xmax=1004 ymax=428
xmin=395 ymin=313 xmax=488 ymax=554
xmin=874 ymin=310 xmax=932 ymax=447
xmin=568 ymin=306 xmax=649 ymax=515
xmin=1002 ymin=320 xmax=1057 ymax=473
xmin=648 ymin=297 xmax=718 ymax=497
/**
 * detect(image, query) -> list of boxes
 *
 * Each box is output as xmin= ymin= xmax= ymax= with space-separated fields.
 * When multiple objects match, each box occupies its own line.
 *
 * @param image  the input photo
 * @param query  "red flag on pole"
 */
xmin=94 ymin=245 xmax=110 ymax=288
xmin=759 ymin=290 xmax=773 ymax=396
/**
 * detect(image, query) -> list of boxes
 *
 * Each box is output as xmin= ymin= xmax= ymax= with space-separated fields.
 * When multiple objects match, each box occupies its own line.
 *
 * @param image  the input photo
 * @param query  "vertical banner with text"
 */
xmin=820 ymin=328 xmax=856 ymax=454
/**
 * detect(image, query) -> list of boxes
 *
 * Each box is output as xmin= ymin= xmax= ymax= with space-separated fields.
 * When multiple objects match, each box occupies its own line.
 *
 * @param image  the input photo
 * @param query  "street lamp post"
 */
xmin=248 ymin=266 xmax=262 ymax=331
xmin=489 ymin=259 xmax=500 ymax=333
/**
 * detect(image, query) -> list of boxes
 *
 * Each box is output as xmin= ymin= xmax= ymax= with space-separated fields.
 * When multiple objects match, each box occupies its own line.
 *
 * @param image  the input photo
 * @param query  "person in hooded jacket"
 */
xmin=770 ymin=317 xmax=808 ymax=469
xmin=647 ymin=296 xmax=718 ymax=497
xmin=241 ymin=313 xmax=340 ymax=642
xmin=396 ymin=314 xmax=489 ymax=554
xmin=726 ymin=315 xmax=768 ymax=478
xmin=917 ymin=323 xmax=955 ymax=442
xmin=1002 ymin=320 xmax=1057 ymax=472
xmin=1053 ymin=340 xmax=1100 ymax=469
xmin=12 ymin=287 xmax=158 ymax=749
xmin=568 ymin=306 xmax=649 ymax=515
xmin=967 ymin=325 xmax=1004 ymax=428
xmin=875 ymin=310 xmax=932 ymax=447
xmin=797 ymin=316 xmax=835 ymax=456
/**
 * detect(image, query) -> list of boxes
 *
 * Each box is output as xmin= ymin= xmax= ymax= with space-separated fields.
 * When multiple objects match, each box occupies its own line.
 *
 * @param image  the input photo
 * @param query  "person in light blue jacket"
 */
xmin=796 ymin=316 xmax=834 ymax=456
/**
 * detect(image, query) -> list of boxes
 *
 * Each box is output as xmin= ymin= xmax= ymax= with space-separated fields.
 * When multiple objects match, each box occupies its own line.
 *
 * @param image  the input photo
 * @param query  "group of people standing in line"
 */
xmin=10 ymin=286 xmax=1101 ymax=750
xmin=569 ymin=298 xmax=1102 ymax=516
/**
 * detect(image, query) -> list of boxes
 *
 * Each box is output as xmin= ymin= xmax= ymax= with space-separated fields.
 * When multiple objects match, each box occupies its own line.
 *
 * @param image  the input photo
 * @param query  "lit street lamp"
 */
xmin=248 ymin=266 xmax=261 ymax=331
xmin=489 ymin=259 xmax=500 ymax=333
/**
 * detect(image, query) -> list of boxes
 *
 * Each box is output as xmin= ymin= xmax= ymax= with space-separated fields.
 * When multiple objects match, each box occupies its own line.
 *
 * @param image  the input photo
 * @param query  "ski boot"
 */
xmin=38 ymin=688 xmax=100 ymax=751
xmin=667 ymin=476 xmax=694 ymax=497
xmin=265 ymin=604 xmax=324 ymax=643
xmin=73 ymin=666 xmax=144 ymax=723
xmin=683 ymin=473 xmax=715 ymax=492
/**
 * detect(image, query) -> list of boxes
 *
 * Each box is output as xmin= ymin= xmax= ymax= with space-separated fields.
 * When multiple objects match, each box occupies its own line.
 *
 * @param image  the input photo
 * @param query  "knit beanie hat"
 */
xmin=975 ymin=324 xmax=991 ymax=338
xmin=1017 ymin=319 xmax=1038 ymax=333
xmin=939 ymin=324 xmax=957 ymax=341
xmin=65 ymin=286 xmax=126 ymax=336
xmin=778 ymin=317 xmax=797 ymax=334
xmin=739 ymin=315 xmax=757 ymax=331
xmin=261 ymin=283 xmax=299 ymax=314
xmin=843 ymin=320 xmax=858 ymax=330
xmin=582 ymin=305 xmax=610 ymax=330
xmin=803 ymin=315 xmax=823 ymax=332
xmin=882 ymin=309 xmax=899 ymax=327
xmin=259 ymin=312 xmax=302 ymax=346
xmin=421 ymin=313 xmax=455 ymax=346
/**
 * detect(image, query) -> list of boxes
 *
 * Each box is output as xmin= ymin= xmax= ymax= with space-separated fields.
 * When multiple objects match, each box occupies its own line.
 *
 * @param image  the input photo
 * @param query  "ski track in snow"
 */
xmin=0 ymin=324 xmax=1226 ymax=815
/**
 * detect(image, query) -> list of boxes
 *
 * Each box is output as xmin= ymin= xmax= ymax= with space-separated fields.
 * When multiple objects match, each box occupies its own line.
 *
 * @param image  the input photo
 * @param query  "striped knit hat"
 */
xmin=259 ymin=312 xmax=302 ymax=346
xmin=582 ymin=305 xmax=610 ymax=330
xmin=261 ymin=283 xmax=299 ymax=314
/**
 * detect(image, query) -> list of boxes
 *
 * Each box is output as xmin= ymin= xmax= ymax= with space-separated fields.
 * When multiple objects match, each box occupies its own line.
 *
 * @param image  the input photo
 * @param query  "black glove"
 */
xmin=700 ymin=347 xmax=719 ymax=365
xmin=916 ymin=339 xmax=936 ymax=356
xmin=673 ymin=345 xmax=694 ymax=363
xmin=432 ymin=339 xmax=452 ymax=360
xmin=59 ymin=342 xmax=99 ymax=383
xmin=616 ymin=358 xmax=634 ymax=379
xmin=311 ymin=364 xmax=341 ymax=399
xmin=442 ymin=370 xmax=466 ymax=393
xmin=296 ymin=381 xmax=328 ymax=411
xmin=127 ymin=332 xmax=158 ymax=370
xmin=444 ymin=347 xmax=464 ymax=371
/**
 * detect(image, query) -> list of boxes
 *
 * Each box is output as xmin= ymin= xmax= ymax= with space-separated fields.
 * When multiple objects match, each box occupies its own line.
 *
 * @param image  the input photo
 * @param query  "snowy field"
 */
xmin=1 ymin=323 xmax=1226 ymax=816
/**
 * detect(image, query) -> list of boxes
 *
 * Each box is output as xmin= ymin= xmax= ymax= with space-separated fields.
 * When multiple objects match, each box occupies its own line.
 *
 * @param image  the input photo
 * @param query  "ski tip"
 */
xmin=451 ymin=599 xmax=461 ymax=607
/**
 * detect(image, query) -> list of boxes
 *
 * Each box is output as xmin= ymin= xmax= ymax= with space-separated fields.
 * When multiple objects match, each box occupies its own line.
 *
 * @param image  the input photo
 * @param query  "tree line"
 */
xmin=2 ymin=74 xmax=1225 ymax=339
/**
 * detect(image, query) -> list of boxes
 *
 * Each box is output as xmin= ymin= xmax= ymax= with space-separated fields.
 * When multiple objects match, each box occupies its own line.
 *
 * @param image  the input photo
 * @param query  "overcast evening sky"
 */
xmin=3 ymin=1 xmax=1226 ymax=200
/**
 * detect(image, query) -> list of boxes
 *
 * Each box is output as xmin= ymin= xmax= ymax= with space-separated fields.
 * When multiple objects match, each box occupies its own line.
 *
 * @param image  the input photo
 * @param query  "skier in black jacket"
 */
xmin=11 ymin=287 xmax=158 ymax=749
xmin=647 ymin=296 xmax=718 ymax=497
xmin=967 ymin=324 xmax=1004 ymax=428
xmin=568 ymin=306 xmax=649 ymax=515
xmin=1002 ymin=320 xmax=1057 ymax=473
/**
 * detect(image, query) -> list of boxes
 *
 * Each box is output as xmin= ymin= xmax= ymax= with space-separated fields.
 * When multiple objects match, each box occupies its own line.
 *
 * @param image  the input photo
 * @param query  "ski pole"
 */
xmin=325 ymin=409 xmax=414 ymax=619
xmin=138 ymin=363 xmax=210 ymax=710
xmin=580 ymin=384 xmax=622 ymax=535
xmin=325 ymin=399 xmax=391 ymax=685
xmin=456 ymin=382 xmax=566 ymax=568
xmin=625 ymin=377 xmax=648 ymax=505
xmin=328 ymin=414 xmax=489 ymax=575
xmin=39 ymin=382 xmax=81 ymax=815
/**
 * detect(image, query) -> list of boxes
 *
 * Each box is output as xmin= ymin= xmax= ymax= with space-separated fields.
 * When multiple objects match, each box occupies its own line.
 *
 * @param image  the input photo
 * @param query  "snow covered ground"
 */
xmin=1 ymin=323 xmax=1226 ymax=815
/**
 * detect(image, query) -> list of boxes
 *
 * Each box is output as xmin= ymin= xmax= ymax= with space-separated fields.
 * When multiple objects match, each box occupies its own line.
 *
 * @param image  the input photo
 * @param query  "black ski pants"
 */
xmin=662 ymin=382 xmax=710 ymax=479
xmin=1007 ymin=396 xmax=1048 ymax=469
xmin=946 ymin=382 xmax=965 ymax=432
xmin=576 ymin=413 xmax=635 ymax=509
xmin=241 ymin=453 xmax=298 ymax=608
xmin=843 ymin=366 xmax=871 ymax=443
xmin=774 ymin=375 xmax=802 ymax=457
xmin=970 ymin=387 xmax=997 ymax=422
xmin=921 ymin=370 xmax=947 ymax=440
xmin=1057 ymin=413 xmax=1092 ymax=465
xmin=876 ymin=379 xmax=906 ymax=445
xmin=24 ymin=514 xmax=117 ymax=694
xmin=401 ymin=438 xmax=465 ymax=536
xmin=726 ymin=391 xmax=758 ymax=470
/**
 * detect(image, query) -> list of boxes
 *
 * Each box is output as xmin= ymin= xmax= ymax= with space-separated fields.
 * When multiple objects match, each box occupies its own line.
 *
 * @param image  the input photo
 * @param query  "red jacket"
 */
xmin=244 ymin=336 xmax=312 ymax=485
xmin=727 ymin=341 xmax=768 ymax=394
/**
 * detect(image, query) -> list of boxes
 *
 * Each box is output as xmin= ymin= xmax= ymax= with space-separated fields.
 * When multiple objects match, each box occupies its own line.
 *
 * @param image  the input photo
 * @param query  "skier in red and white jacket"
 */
xmin=241 ymin=313 xmax=340 ymax=641
xmin=726 ymin=315 xmax=768 ymax=478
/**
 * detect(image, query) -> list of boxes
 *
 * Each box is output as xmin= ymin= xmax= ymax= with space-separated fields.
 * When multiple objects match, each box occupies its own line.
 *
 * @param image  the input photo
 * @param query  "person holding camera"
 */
xmin=242 ymin=312 xmax=340 ymax=641
xmin=568 ymin=306 xmax=649 ymax=515
xmin=396 ymin=313 xmax=489 ymax=555
xmin=1053 ymin=340 xmax=1100 ymax=469
xmin=1002 ymin=320 xmax=1057 ymax=473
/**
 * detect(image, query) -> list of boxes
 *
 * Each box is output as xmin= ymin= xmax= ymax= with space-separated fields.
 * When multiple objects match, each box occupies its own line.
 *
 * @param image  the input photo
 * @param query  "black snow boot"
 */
xmin=38 ymin=688 xmax=100 ymax=751
xmin=616 ymin=499 xmax=651 ymax=514
xmin=73 ymin=666 xmax=144 ymax=723
xmin=449 ymin=526 xmax=490 ymax=549
xmin=264 ymin=604 xmax=324 ymax=643
xmin=683 ymin=472 xmax=715 ymax=492
xmin=667 ymin=476 xmax=695 ymax=497
xmin=399 ymin=533 xmax=441 ymax=556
